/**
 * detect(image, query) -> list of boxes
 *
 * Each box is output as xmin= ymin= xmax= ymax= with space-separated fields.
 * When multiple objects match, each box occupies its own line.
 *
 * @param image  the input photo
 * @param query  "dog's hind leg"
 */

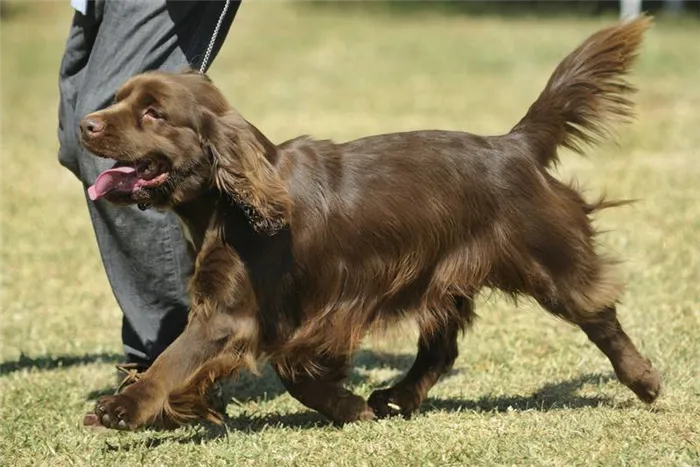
xmin=576 ymin=305 xmax=661 ymax=403
xmin=534 ymin=257 xmax=661 ymax=404
xmin=367 ymin=296 xmax=474 ymax=418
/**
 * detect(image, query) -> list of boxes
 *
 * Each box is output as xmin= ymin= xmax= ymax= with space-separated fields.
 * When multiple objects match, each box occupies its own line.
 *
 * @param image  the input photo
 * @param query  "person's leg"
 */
xmin=57 ymin=0 xmax=241 ymax=366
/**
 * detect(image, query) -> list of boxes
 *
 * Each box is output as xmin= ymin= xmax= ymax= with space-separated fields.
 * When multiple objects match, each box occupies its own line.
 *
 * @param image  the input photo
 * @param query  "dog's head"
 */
xmin=79 ymin=69 xmax=290 ymax=234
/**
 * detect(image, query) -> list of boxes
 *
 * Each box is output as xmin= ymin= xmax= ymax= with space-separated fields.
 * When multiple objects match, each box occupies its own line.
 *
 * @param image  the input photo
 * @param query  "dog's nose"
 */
xmin=80 ymin=116 xmax=105 ymax=136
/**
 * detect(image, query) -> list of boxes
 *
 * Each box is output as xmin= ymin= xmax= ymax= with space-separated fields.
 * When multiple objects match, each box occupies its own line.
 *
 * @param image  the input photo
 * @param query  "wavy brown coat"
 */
xmin=79 ymin=16 xmax=661 ymax=430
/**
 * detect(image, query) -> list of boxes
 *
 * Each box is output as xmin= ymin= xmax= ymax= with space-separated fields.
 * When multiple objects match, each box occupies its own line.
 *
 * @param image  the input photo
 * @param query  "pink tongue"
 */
xmin=87 ymin=166 xmax=139 ymax=201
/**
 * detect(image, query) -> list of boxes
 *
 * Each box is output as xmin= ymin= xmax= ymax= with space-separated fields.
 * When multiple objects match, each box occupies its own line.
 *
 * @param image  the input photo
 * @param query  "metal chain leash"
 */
xmin=199 ymin=0 xmax=231 ymax=74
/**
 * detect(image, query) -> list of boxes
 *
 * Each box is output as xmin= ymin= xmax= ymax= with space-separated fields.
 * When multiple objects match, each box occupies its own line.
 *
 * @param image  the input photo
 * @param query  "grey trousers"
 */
xmin=57 ymin=0 xmax=240 ymax=366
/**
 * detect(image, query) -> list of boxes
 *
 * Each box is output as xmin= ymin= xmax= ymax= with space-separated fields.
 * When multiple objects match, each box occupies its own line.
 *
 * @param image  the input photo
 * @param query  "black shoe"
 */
xmin=114 ymin=362 xmax=149 ymax=394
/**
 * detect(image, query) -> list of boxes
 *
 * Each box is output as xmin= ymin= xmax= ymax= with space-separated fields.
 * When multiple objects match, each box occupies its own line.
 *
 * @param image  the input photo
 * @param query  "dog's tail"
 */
xmin=510 ymin=15 xmax=652 ymax=167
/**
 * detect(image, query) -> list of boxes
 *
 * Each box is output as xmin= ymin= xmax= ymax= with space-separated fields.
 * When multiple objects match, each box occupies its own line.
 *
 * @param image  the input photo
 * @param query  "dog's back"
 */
xmin=277 ymin=16 xmax=652 ymax=343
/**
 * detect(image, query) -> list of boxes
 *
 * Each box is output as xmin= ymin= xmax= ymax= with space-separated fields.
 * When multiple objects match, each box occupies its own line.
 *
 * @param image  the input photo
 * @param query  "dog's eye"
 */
xmin=142 ymin=107 xmax=164 ymax=121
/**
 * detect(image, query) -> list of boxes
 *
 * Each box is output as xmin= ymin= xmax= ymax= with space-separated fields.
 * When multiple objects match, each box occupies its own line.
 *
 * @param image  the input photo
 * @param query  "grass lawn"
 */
xmin=1 ymin=2 xmax=699 ymax=466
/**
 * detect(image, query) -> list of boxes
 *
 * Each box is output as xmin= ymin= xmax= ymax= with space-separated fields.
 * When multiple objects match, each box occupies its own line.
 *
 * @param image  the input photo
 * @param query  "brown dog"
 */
xmin=80 ymin=16 xmax=660 ymax=430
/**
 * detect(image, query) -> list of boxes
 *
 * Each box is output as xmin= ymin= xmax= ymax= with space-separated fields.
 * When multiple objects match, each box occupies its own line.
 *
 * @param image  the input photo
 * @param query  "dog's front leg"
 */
xmin=85 ymin=312 xmax=245 ymax=430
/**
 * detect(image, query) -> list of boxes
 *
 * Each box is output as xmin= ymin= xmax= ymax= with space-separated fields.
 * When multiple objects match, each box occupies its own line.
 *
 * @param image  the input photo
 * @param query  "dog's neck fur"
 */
xmin=173 ymin=190 xmax=219 ymax=253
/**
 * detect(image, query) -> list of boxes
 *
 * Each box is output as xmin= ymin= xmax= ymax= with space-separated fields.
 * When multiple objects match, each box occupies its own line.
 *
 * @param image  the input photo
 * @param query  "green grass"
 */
xmin=1 ymin=2 xmax=699 ymax=466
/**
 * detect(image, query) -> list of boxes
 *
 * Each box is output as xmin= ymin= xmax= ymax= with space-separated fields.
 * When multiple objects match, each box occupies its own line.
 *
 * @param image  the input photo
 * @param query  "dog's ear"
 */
xmin=201 ymin=110 xmax=291 ymax=235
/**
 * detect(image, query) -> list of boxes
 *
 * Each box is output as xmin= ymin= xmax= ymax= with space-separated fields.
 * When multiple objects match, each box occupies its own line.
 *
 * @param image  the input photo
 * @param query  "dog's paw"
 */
xmin=367 ymin=388 xmax=421 ymax=419
xmin=624 ymin=364 xmax=662 ymax=404
xmin=85 ymin=394 xmax=142 ymax=431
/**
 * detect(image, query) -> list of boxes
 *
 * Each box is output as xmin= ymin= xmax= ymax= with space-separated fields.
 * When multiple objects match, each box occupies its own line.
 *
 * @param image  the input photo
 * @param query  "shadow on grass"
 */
xmin=212 ymin=372 xmax=615 ymax=435
xmin=423 ymin=372 xmax=617 ymax=413
xmin=351 ymin=348 xmax=464 ymax=385
xmin=0 ymin=352 xmax=122 ymax=376
xmin=101 ymin=371 xmax=624 ymax=451
xmin=101 ymin=412 xmax=333 ymax=452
